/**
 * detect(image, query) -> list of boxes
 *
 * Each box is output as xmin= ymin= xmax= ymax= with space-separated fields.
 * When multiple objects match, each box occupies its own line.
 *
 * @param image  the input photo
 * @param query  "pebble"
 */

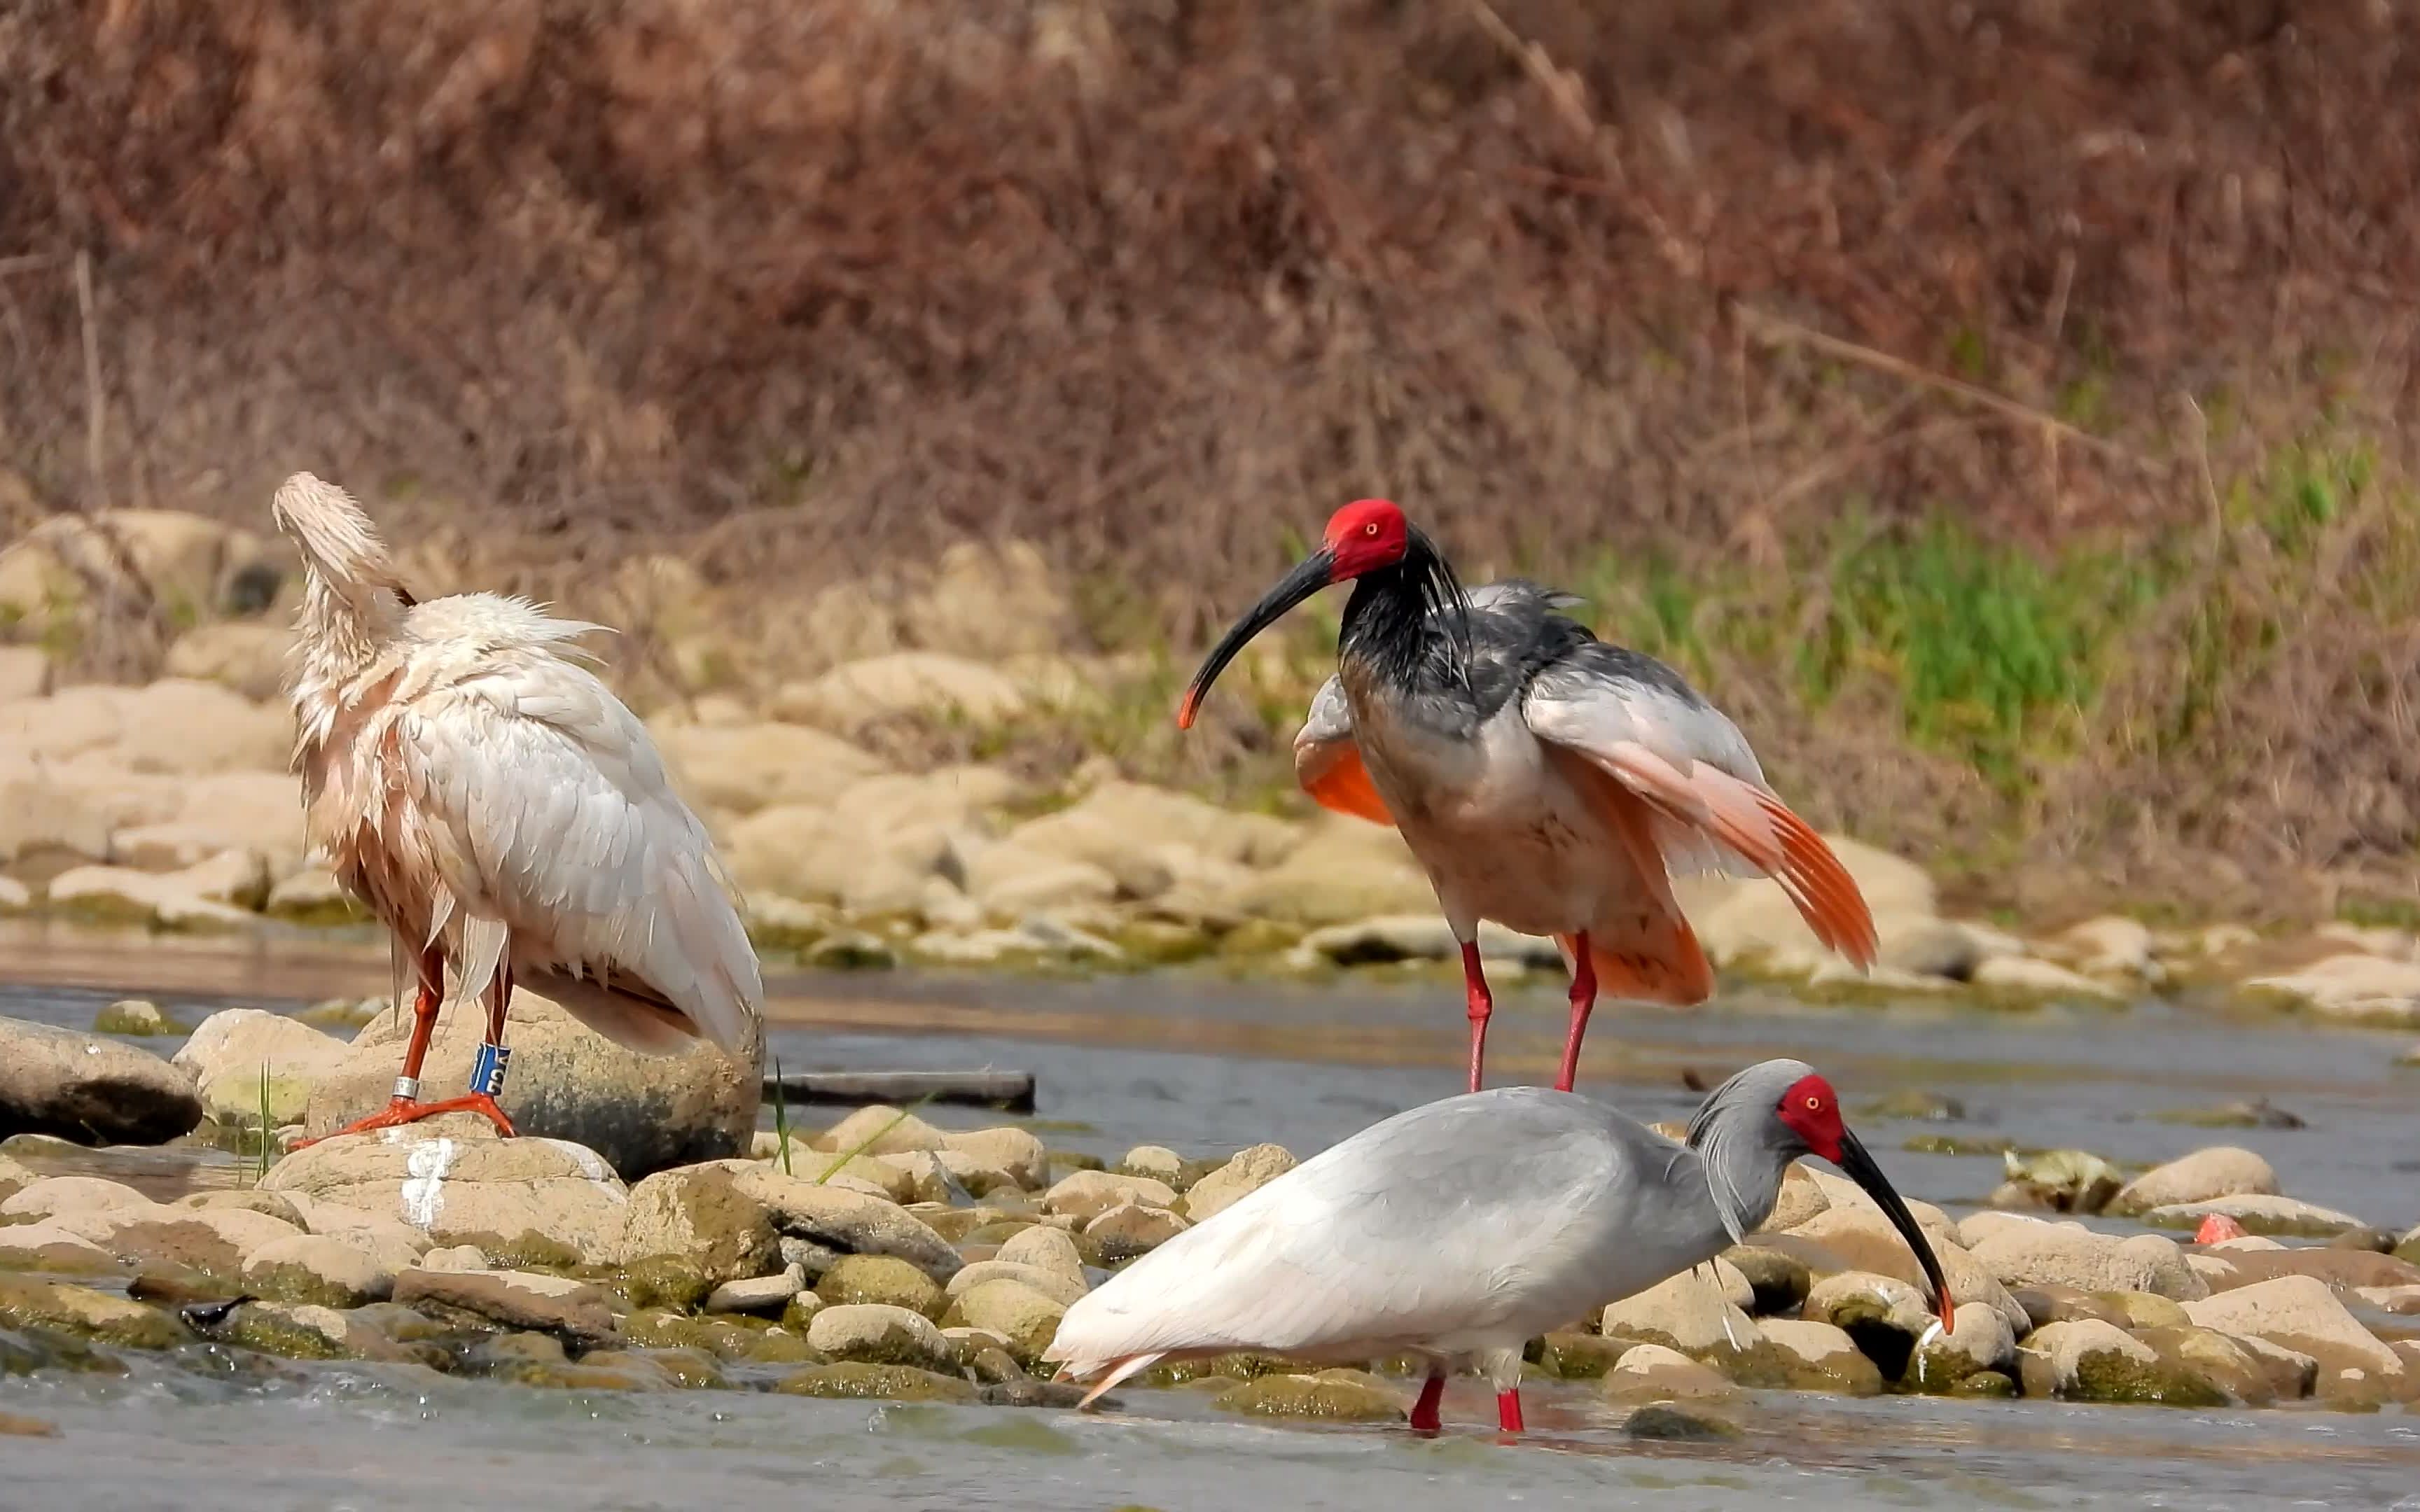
xmin=1043 ymin=1169 xmax=1177 ymax=1222
xmin=391 ymin=1268 xmax=618 ymax=1345
xmin=707 ymin=1265 xmax=807 ymax=1315
xmin=1083 ymin=1200 xmax=1190 ymax=1264
xmin=816 ymin=1254 xmax=947 ymax=1320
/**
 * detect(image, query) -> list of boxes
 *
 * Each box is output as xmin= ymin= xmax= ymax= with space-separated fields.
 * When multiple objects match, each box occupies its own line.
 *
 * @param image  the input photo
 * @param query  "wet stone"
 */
xmin=774 ymin=1362 xmax=978 ymax=1403
xmin=980 ymin=1378 xmax=1094 ymax=1409
xmin=1213 ymin=1373 xmax=1404 ymax=1422
xmin=816 ymin=1254 xmax=947 ymax=1320
xmin=1622 ymin=1404 xmax=1741 ymax=1441
xmin=0 ymin=1276 xmax=186 ymax=1351
xmin=805 ymin=1302 xmax=957 ymax=1371
xmin=706 ymin=1264 xmax=805 ymax=1316
xmin=1534 ymin=1330 xmax=1632 ymax=1380
xmin=1720 ymin=1245 xmax=1812 ymax=1315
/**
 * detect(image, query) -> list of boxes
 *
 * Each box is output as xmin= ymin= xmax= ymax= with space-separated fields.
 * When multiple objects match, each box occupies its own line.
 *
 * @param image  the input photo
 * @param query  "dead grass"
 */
xmin=4 ymin=1 xmax=2420 ymax=922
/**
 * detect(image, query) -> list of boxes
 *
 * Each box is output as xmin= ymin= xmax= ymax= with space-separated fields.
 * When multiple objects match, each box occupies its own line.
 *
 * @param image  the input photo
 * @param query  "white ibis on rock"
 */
xmin=274 ymin=472 xmax=761 ymax=1144
xmin=1178 ymin=498 xmax=1878 ymax=1093
xmin=1046 ymin=1058 xmax=1947 ymax=1434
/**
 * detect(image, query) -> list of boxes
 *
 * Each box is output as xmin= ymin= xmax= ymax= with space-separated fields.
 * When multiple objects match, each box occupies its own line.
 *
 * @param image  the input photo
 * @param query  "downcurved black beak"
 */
xmin=1176 ymin=549 xmax=1337 ymax=730
xmin=1832 ymin=1127 xmax=1952 ymax=1321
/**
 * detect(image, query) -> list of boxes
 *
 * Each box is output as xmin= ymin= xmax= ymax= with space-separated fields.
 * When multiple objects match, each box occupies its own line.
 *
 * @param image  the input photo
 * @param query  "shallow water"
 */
xmin=4 ymin=929 xmax=2419 ymax=1508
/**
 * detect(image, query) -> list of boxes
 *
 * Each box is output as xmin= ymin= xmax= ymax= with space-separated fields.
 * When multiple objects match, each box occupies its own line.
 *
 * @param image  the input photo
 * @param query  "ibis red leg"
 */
xmin=1459 ymin=941 xmax=1494 ymax=1094
xmin=1553 ymin=930 xmax=1598 ymax=1093
xmin=1495 ymin=1388 xmax=1525 ymax=1434
xmin=296 ymin=953 xmax=518 ymax=1146
xmin=1409 ymin=1370 xmax=1446 ymax=1434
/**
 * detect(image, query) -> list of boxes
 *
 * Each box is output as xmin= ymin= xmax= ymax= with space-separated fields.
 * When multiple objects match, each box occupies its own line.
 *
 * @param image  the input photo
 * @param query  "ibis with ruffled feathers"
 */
xmin=1178 ymin=499 xmax=1878 ymax=1093
xmin=272 ymin=472 xmax=761 ymax=1144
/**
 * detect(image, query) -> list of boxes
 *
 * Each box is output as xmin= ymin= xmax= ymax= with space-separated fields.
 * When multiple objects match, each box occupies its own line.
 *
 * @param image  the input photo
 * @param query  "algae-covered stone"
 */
xmin=171 ymin=1009 xmax=351 ymax=1126
xmin=611 ymin=1254 xmax=718 ymax=1312
xmin=2143 ymin=1194 xmax=2370 ymax=1240
xmin=2017 ymin=1318 xmax=2227 ymax=1406
xmin=0 ymin=1275 xmax=186 ymax=1350
xmin=93 ymin=1000 xmax=184 ymax=1037
xmin=1181 ymin=1144 xmax=1296 ymax=1222
xmin=223 ymin=1300 xmax=415 ymax=1362
xmin=0 ymin=1221 xmax=123 ymax=1278
xmin=2096 ymin=1290 xmax=2190 ymax=1331
xmin=1760 ymin=1319 xmax=1884 ymax=1396
xmin=1622 ymin=1404 xmax=1741 ymax=1441
xmin=1600 ymin=1270 xmax=1781 ymax=1382
xmin=1804 ymin=1270 xmax=1935 ymax=1378
xmin=617 ymin=1163 xmax=781 ymax=1287
xmin=2182 ymin=1274 xmax=2408 ymax=1401
xmin=241 ymin=1232 xmax=394 ymax=1308
xmin=1214 ymin=1372 xmax=1404 ymax=1422
xmin=2136 ymin=1324 xmax=2277 ymax=1406
xmin=392 ymin=1267 xmax=618 ymax=1345
xmin=816 ymin=1254 xmax=947 ymax=1320
xmin=775 ymin=1361 xmax=978 ymax=1402
xmin=1908 ymin=1301 xmax=2016 ymax=1392
xmin=1721 ymin=1245 xmax=1811 ymax=1315
xmin=1083 ymin=1201 xmax=1189 ymax=1265
xmin=1599 ymin=1343 xmax=1743 ymax=1405
xmin=1534 ymin=1329 xmax=1632 ymax=1380
xmin=1116 ymin=1145 xmax=1187 ymax=1186
xmin=941 ymin=1278 xmax=1066 ymax=1366
xmin=805 ymin=1302 xmax=957 ymax=1371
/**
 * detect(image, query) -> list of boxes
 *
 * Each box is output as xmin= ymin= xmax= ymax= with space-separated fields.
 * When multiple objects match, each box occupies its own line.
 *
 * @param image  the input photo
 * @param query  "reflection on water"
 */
xmin=4 ymin=925 xmax=2419 ymax=1508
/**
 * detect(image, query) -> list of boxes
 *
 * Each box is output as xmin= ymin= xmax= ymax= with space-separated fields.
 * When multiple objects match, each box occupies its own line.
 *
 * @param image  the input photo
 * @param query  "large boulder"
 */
xmin=1681 ymin=836 xmax=1933 ymax=974
xmin=2015 ymin=1318 xmax=2227 ymax=1406
xmin=648 ymin=721 xmax=886 ymax=816
xmin=260 ymin=1124 xmax=630 ymax=1266
xmin=1965 ymin=1219 xmax=2206 ymax=1301
xmin=2183 ymin=1275 xmax=2412 ymax=1402
xmin=0 ymin=1017 xmax=203 ymax=1146
xmin=162 ymin=623 xmax=293 ymax=702
xmin=2108 ymin=1147 xmax=2279 ymax=1215
xmin=46 ymin=854 xmax=266 ymax=925
xmin=303 ymin=988 xmax=758 ymax=1181
xmin=771 ymin=652 xmax=1029 ymax=733
xmin=724 ymin=1168 xmax=963 ymax=1282
xmin=2246 ymin=954 xmax=2420 ymax=1023
xmin=1223 ymin=816 xmax=1432 ymax=927
xmin=172 ymin=1009 xmax=354 ymax=1127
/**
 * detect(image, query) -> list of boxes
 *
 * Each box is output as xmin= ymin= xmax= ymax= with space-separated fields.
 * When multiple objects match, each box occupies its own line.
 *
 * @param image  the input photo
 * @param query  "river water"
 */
xmin=3 ymin=927 xmax=2418 ymax=1509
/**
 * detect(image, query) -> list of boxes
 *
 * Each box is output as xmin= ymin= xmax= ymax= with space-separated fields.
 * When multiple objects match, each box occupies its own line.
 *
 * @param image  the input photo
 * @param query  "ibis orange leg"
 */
xmin=1460 ymin=941 xmax=1493 ymax=1094
xmin=1410 ymin=1370 xmax=1446 ymax=1434
xmin=1496 ymin=1388 xmax=1525 ymax=1434
xmin=297 ymin=955 xmax=517 ymax=1146
xmin=1553 ymin=931 xmax=1597 ymax=1093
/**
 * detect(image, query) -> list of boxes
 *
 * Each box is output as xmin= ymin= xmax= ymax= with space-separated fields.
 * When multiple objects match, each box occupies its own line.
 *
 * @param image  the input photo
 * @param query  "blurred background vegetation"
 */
xmin=1 ymin=0 xmax=2417 ymax=925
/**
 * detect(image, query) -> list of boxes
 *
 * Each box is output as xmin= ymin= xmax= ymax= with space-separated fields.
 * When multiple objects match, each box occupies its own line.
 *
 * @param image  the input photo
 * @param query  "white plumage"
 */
xmin=276 ymin=472 xmax=759 ymax=1071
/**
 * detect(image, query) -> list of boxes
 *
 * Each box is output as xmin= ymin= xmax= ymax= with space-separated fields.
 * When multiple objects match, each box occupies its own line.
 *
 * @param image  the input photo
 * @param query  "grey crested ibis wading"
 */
xmin=1045 ymin=1058 xmax=1948 ymax=1434
xmin=273 ymin=472 xmax=761 ymax=1144
xmin=1177 ymin=498 xmax=1879 ymax=1093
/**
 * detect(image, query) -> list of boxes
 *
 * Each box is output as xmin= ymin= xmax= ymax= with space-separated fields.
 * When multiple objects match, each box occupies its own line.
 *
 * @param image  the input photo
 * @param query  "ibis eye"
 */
xmin=1803 ymin=1096 xmax=1821 ymax=1112
xmin=1363 ymin=522 xmax=1379 ymax=536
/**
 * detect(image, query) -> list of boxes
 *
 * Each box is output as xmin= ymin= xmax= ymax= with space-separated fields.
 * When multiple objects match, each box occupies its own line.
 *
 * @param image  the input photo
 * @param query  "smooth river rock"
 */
xmin=0 ymin=1016 xmax=204 ymax=1147
xmin=304 ymin=989 xmax=760 ymax=1181
xmin=172 ymin=1009 xmax=354 ymax=1128
xmin=262 ymin=1124 xmax=630 ymax=1265
xmin=2107 ymin=1146 xmax=2279 ymax=1216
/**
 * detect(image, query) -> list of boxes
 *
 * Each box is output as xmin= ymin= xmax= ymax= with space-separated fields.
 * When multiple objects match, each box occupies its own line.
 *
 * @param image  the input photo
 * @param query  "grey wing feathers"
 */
xmin=1296 ymin=674 xmax=1355 ymax=748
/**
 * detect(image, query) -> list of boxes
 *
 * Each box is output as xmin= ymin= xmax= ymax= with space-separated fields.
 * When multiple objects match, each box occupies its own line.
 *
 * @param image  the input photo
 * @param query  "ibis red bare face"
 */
xmin=1177 ymin=499 xmax=1411 ymax=730
xmin=1779 ymin=1074 xmax=1952 ymax=1320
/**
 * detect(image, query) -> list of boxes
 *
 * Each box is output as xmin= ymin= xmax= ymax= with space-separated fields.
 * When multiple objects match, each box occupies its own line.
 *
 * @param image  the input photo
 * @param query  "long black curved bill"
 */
xmin=1833 ymin=1127 xmax=1952 ymax=1320
xmin=1176 ymin=549 xmax=1336 ymax=729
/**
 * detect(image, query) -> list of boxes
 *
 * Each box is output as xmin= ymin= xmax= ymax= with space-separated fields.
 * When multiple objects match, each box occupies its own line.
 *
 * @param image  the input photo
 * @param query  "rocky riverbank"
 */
xmin=1 ymin=1080 xmax=2415 ymax=1434
xmin=6 ymin=510 xmax=2420 ymax=1033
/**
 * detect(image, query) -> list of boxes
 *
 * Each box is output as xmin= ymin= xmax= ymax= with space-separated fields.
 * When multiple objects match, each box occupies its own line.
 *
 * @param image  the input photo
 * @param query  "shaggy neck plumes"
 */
xmin=1339 ymin=528 xmax=1470 ymax=696
xmin=1684 ymin=1060 xmax=1811 ymax=1243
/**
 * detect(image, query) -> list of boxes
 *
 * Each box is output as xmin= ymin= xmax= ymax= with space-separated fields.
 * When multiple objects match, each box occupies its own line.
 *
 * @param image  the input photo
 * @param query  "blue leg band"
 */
xmin=468 ymin=1043 xmax=512 ymax=1098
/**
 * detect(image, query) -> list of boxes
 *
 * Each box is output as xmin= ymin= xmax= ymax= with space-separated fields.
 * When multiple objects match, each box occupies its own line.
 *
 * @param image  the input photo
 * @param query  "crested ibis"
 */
xmin=274 ymin=472 xmax=761 ymax=1144
xmin=1045 ymin=1058 xmax=1948 ymax=1433
xmin=1178 ymin=498 xmax=1878 ymax=1093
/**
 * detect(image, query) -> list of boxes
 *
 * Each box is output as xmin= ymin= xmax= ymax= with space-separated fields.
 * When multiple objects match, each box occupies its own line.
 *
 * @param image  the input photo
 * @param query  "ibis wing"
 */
xmin=392 ymin=650 xmax=762 ymax=1054
xmin=1523 ymin=647 xmax=1878 ymax=967
xmin=1292 ymin=676 xmax=1394 ymax=825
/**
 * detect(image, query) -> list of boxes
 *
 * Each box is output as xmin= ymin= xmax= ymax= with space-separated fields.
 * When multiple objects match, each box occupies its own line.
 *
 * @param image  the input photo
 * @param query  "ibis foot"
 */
xmin=1409 ymin=1371 xmax=1446 ymax=1434
xmin=293 ymin=1091 xmax=517 ymax=1148
xmin=1495 ymin=1388 xmax=1525 ymax=1435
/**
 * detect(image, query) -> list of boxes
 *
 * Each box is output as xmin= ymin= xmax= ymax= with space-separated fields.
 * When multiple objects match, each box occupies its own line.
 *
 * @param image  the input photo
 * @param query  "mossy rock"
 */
xmin=220 ymin=1304 xmax=352 ymax=1361
xmin=746 ymin=1329 xmax=823 ymax=1366
xmin=1047 ymin=1149 xmax=1106 ymax=1175
xmin=919 ymin=1208 xmax=1014 ymax=1243
xmin=962 ymin=1221 xmax=1036 ymax=1247
xmin=92 ymin=1000 xmax=188 ymax=1036
xmin=1214 ymin=1373 xmax=1405 ymax=1422
xmin=1534 ymin=1330 xmax=1632 ymax=1380
xmin=1721 ymin=1246 xmax=1812 ymax=1315
xmin=1135 ymin=1350 xmax=1311 ymax=1387
xmin=780 ymin=1292 xmax=827 ymax=1332
xmin=1622 ymin=1404 xmax=1740 ymax=1441
xmin=622 ymin=1308 xmax=711 ymax=1351
xmin=604 ymin=1345 xmax=727 ymax=1390
xmin=978 ymin=1378 xmax=1096 ymax=1409
xmin=609 ymin=1256 xmax=716 ymax=1313
xmin=461 ymin=1232 xmax=586 ymax=1271
xmin=500 ymin=1357 xmax=675 ymax=1391
xmin=816 ymin=1255 xmax=947 ymax=1320
xmin=774 ymin=1362 xmax=978 ymax=1403
xmin=2064 ymin=1348 xmax=2228 ymax=1407
xmin=1951 ymin=1370 xmax=2019 ymax=1399
xmin=0 ymin=1278 xmax=186 ymax=1352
